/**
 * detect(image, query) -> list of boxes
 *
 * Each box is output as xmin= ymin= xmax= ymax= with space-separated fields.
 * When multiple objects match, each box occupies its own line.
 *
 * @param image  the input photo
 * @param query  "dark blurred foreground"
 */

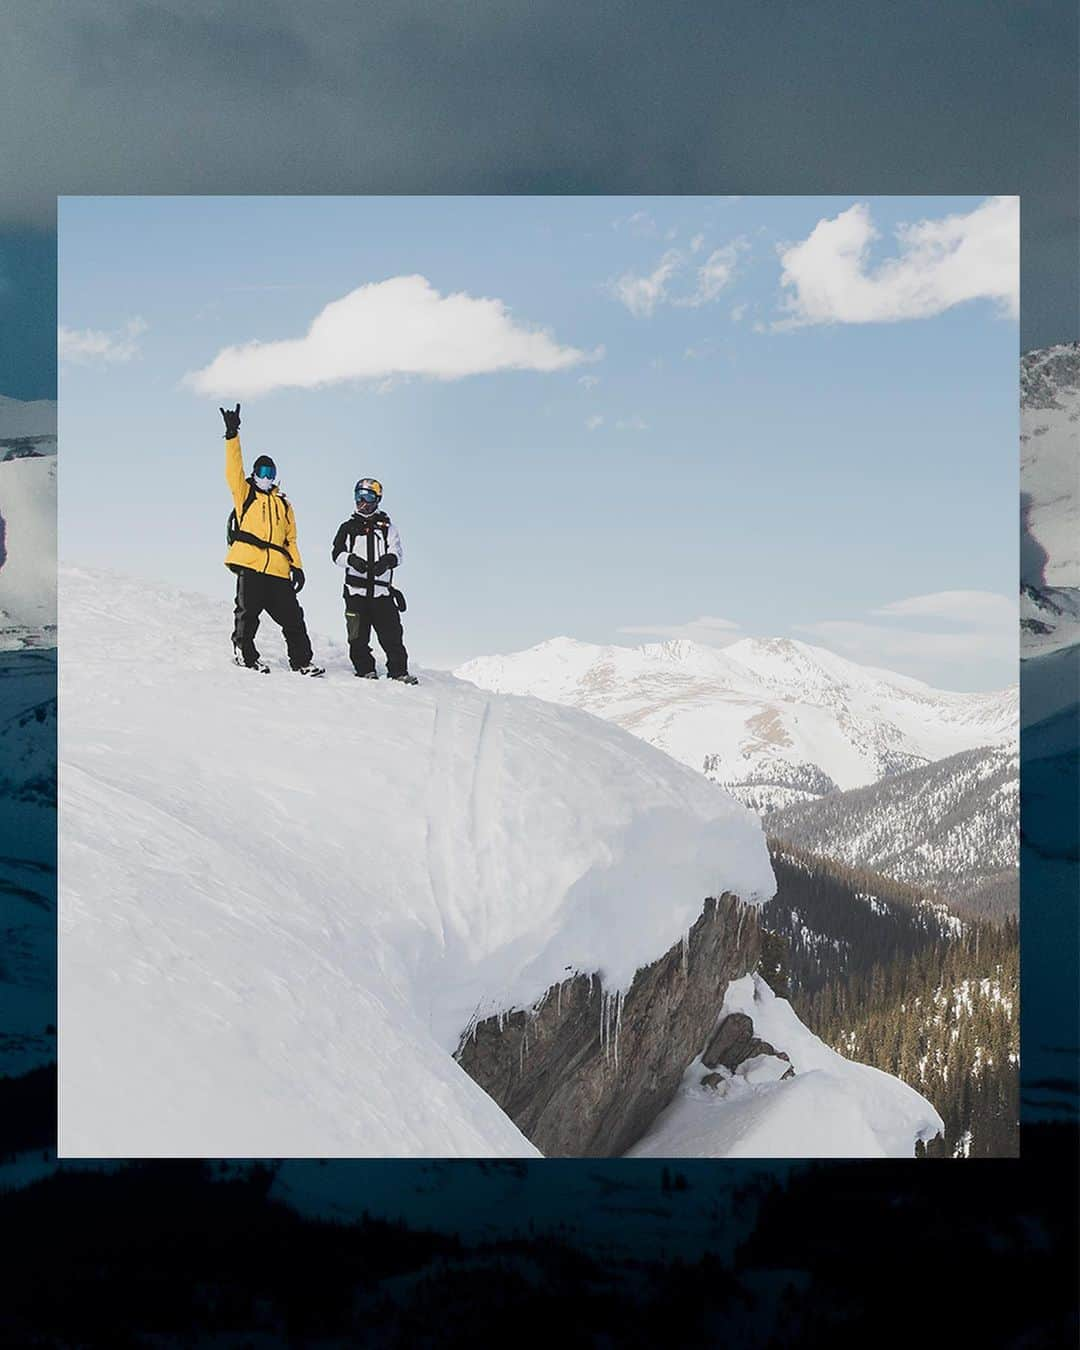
xmin=1 ymin=1119 xmax=1075 ymax=1348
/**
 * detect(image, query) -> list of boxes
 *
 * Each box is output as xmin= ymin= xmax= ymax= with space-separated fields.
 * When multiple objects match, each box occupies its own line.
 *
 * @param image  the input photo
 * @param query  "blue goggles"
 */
xmin=355 ymin=488 xmax=380 ymax=503
xmin=255 ymin=462 xmax=277 ymax=480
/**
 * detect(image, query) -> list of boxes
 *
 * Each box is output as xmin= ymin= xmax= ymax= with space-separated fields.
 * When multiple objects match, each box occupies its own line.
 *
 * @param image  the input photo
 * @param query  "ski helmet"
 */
xmin=252 ymin=455 xmax=277 ymax=489
xmin=355 ymin=477 xmax=383 ymax=514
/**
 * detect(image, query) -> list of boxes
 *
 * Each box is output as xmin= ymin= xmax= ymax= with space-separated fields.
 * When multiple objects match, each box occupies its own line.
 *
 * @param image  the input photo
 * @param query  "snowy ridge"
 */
xmin=0 ymin=397 xmax=57 ymax=650
xmin=0 ymin=395 xmax=57 ymax=448
xmin=628 ymin=975 xmax=943 ymax=1158
xmin=1018 ymin=346 xmax=1079 ymax=1115
xmin=59 ymin=567 xmax=775 ymax=1157
xmin=1019 ymin=346 xmax=1080 ymax=749
xmin=769 ymin=744 xmax=1018 ymax=917
xmin=1021 ymin=343 xmax=1080 ymax=586
xmin=456 ymin=634 xmax=1017 ymax=812
xmin=1020 ymin=581 xmax=1080 ymax=657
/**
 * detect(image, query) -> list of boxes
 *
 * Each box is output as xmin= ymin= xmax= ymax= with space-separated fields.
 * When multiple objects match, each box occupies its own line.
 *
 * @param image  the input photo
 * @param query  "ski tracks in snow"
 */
xmin=424 ymin=693 xmax=504 ymax=958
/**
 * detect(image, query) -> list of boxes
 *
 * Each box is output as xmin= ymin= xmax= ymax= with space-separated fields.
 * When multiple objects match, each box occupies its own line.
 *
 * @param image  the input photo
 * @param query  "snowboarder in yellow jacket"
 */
xmin=222 ymin=404 xmax=324 ymax=675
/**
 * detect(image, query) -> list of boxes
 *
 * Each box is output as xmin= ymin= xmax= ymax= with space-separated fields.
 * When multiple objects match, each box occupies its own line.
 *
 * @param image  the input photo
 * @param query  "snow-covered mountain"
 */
xmin=59 ymin=567 xmax=939 ymax=1158
xmin=0 ymin=396 xmax=57 ymax=649
xmin=768 ymin=744 xmax=1018 ymax=920
xmin=1021 ymin=343 xmax=1080 ymax=590
xmin=0 ymin=395 xmax=57 ymax=450
xmin=1018 ymin=345 xmax=1080 ymax=1117
xmin=456 ymin=636 xmax=1017 ymax=815
xmin=628 ymin=974 xmax=937 ymax=1158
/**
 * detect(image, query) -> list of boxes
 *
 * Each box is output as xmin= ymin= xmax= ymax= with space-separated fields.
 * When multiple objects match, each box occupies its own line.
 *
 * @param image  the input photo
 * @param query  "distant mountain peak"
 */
xmin=456 ymin=633 xmax=1017 ymax=813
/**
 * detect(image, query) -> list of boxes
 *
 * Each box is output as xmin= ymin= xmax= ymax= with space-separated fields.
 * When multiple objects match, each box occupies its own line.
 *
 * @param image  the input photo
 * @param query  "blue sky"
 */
xmin=58 ymin=195 xmax=1018 ymax=687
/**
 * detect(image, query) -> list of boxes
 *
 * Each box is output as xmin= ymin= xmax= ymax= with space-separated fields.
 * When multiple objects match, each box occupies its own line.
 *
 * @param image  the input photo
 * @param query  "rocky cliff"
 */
xmin=455 ymin=893 xmax=761 ymax=1157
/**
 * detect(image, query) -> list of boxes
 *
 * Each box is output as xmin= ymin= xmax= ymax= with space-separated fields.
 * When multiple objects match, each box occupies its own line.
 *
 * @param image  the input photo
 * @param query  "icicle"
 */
xmin=612 ymin=989 xmax=624 ymax=1070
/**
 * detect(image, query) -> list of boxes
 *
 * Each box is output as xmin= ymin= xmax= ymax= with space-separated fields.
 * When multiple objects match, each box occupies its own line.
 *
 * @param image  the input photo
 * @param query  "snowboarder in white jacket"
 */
xmin=331 ymin=478 xmax=417 ymax=682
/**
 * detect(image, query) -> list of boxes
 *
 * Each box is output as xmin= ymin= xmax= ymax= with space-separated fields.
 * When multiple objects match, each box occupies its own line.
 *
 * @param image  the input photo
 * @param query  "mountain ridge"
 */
xmin=456 ymin=633 xmax=1016 ymax=814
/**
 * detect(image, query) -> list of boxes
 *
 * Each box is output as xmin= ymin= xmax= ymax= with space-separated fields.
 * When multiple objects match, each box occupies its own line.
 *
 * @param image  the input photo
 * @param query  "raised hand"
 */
xmin=220 ymin=404 xmax=241 ymax=438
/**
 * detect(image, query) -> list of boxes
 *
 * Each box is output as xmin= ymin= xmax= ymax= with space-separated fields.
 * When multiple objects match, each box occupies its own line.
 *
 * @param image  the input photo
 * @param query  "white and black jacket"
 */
xmin=332 ymin=510 xmax=404 ymax=600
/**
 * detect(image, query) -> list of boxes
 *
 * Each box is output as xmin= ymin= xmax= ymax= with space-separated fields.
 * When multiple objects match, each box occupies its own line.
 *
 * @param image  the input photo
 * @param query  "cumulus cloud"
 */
xmin=612 ymin=238 xmax=746 ymax=315
xmin=618 ymin=615 xmax=742 ymax=646
xmin=59 ymin=316 xmax=146 ymax=365
xmin=794 ymin=590 xmax=1018 ymax=686
xmin=185 ymin=275 xmax=595 ymax=396
xmin=585 ymin=414 xmax=604 ymax=430
xmin=775 ymin=196 xmax=1019 ymax=327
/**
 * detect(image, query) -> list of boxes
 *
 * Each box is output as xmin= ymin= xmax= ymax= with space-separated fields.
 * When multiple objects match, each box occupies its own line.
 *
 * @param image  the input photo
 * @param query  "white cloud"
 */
xmin=59 ymin=317 xmax=147 ymax=365
xmin=690 ymin=233 xmax=705 ymax=254
xmin=610 ymin=249 xmax=683 ymax=317
xmin=615 ymin=415 xmax=648 ymax=431
xmin=870 ymin=590 xmax=1017 ymax=628
xmin=618 ymin=615 xmax=742 ymax=647
xmin=794 ymin=590 xmax=1018 ymax=685
xmin=578 ymin=374 xmax=600 ymax=390
xmin=676 ymin=242 xmax=745 ymax=307
xmin=775 ymin=196 xmax=1019 ymax=328
xmin=585 ymin=414 xmax=604 ymax=430
xmin=613 ymin=238 xmax=747 ymax=315
xmin=730 ymin=303 xmax=748 ymax=323
xmin=613 ymin=210 xmax=660 ymax=238
xmin=185 ymin=275 xmax=595 ymax=397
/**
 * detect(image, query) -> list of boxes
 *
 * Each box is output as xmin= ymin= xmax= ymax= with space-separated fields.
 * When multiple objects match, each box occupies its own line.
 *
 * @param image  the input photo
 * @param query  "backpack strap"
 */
xmin=229 ymin=480 xmax=293 ymax=560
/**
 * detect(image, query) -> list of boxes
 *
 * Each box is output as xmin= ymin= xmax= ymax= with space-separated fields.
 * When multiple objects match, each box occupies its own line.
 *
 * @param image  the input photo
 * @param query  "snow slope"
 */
xmin=627 ymin=975 xmax=943 ymax=1158
xmin=0 ymin=397 xmax=57 ymax=648
xmin=1021 ymin=344 xmax=1080 ymax=587
xmin=456 ymin=635 xmax=1017 ymax=812
xmin=59 ymin=567 xmax=776 ymax=1158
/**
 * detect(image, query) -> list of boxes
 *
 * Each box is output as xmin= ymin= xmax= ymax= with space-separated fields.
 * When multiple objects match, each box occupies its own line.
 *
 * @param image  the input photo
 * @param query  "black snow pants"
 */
xmin=345 ymin=594 xmax=408 ymax=677
xmin=232 ymin=568 xmax=314 ymax=669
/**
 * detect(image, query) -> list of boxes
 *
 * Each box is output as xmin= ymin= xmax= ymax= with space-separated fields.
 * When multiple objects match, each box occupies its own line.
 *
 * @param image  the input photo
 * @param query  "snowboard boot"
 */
xmin=234 ymin=649 xmax=271 ymax=674
xmin=389 ymin=673 xmax=419 ymax=685
xmin=294 ymin=664 xmax=326 ymax=677
xmin=354 ymin=670 xmax=379 ymax=679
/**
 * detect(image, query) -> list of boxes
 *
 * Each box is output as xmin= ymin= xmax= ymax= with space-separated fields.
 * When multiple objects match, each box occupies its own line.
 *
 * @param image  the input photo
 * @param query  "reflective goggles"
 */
xmin=255 ymin=462 xmax=277 ymax=480
xmin=355 ymin=487 xmax=380 ymax=503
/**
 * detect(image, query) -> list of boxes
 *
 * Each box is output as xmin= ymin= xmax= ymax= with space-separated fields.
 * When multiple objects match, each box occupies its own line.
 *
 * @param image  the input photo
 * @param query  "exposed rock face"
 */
xmin=701 ymin=1012 xmax=790 ymax=1074
xmin=455 ymin=893 xmax=761 ymax=1157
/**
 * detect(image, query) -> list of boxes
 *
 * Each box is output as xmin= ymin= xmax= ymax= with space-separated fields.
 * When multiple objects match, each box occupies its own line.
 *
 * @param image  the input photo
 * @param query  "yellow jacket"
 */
xmin=224 ymin=435 xmax=303 ymax=578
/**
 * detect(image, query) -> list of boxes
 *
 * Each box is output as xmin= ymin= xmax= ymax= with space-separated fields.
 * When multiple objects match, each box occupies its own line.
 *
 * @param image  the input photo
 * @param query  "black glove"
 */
xmin=220 ymin=404 xmax=241 ymax=438
xmin=372 ymin=553 xmax=398 ymax=576
xmin=347 ymin=553 xmax=371 ymax=573
xmin=290 ymin=567 xmax=305 ymax=594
